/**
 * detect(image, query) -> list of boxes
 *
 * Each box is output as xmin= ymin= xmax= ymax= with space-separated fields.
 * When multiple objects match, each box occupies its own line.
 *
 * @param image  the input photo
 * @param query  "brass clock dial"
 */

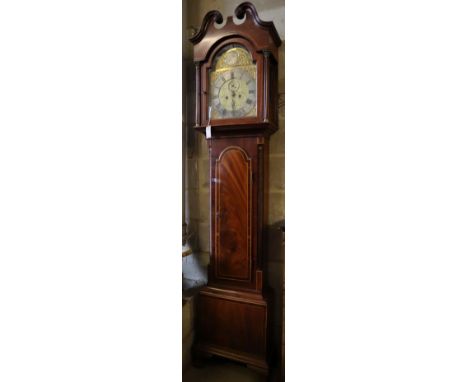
xmin=209 ymin=45 xmax=257 ymax=120
xmin=213 ymin=68 xmax=256 ymax=118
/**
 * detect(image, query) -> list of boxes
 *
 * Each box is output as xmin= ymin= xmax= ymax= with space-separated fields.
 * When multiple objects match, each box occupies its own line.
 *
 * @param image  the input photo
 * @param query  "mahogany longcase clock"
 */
xmin=190 ymin=3 xmax=281 ymax=375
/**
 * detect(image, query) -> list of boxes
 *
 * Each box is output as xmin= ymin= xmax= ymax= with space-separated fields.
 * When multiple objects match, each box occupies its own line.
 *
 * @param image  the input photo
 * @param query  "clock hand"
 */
xmin=231 ymin=91 xmax=237 ymax=110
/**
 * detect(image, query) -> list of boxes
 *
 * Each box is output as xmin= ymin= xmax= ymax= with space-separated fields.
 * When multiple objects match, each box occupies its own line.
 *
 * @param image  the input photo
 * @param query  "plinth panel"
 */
xmin=196 ymin=289 xmax=267 ymax=358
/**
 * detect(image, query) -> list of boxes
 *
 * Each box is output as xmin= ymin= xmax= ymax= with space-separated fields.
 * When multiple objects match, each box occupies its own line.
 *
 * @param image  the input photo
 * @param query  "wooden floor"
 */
xmin=183 ymin=357 xmax=265 ymax=382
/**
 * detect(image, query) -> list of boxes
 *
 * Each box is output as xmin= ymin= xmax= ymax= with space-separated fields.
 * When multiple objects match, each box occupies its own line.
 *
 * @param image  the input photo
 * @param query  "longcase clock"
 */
xmin=190 ymin=3 xmax=281 ymax=375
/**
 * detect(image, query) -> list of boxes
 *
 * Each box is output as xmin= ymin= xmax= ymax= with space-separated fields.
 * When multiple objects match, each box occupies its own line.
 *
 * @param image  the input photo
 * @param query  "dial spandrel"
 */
xmin=209 ymin=45 xmax=257 ymax=120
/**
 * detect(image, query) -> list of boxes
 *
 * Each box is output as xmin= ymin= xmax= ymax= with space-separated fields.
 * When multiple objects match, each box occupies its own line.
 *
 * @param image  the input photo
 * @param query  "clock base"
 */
xmin=193 ymin=286 xmax=272 ymax=376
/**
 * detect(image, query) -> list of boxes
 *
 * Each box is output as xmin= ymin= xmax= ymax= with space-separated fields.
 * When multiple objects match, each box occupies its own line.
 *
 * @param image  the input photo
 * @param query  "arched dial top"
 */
xmin=209 ymin=44 xmax=257 ymax=120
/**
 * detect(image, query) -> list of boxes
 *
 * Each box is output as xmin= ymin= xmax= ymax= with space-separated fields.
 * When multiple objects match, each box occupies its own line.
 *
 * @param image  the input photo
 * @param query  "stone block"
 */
xmin=269 ymin=155 xmax=285 ymax=191
xmin=187 ymin=219 xmax=199 ymax=250
xmin=198 ymin=157 xmax=210 ymax=191
xmin=198 ymin=222 xmax=210 ymax=253
xmin=198 ymin=189 xmax=210 ymax=224
xmin=198 ymin=251 xmax=211 ymax=267
xmin=185 ymin=189 xmax=199 ymax=221
xmin=268 ymin=190 xmax=285 ymax=225
xmin=197 ymin=134 xmax=210 ymax=157
xmin=269 ymin=121 xmax=285 ymax=155
xmin=185 ymin=158 xmax=199 ymax=190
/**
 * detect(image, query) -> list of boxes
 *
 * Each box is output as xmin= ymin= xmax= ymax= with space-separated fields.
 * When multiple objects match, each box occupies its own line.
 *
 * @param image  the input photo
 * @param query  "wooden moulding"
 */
xmin=190 ymin=2 xmax=281 ymax=62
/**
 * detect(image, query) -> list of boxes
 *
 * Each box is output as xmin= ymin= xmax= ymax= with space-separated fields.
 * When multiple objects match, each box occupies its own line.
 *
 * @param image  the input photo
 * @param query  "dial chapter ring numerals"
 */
xmin=210 ymin=67 xmax=256 ymax=119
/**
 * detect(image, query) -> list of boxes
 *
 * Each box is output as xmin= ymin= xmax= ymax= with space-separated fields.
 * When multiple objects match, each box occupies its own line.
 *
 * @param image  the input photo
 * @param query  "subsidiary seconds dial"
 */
xmin=211 ymin=68 xmax=256 ymax=119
